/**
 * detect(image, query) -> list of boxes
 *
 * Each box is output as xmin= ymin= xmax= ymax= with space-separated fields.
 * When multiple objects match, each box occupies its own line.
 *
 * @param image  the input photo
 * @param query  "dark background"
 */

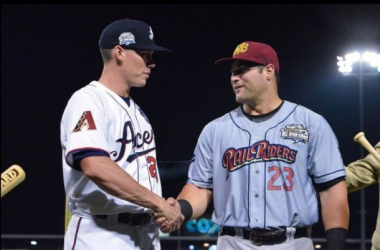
xmin=1 ymin=4 xmax=380 ymax=240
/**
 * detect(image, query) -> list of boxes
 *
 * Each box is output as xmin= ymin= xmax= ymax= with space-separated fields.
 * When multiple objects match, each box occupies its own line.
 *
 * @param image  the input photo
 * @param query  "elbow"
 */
xmin=80 ymin=158 xmax=99 ymax=179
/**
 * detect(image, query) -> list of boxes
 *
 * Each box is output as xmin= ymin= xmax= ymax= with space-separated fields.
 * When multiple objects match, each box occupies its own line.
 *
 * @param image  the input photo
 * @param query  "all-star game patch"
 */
xmin=280 ymin=124 xmax=309 ymax=143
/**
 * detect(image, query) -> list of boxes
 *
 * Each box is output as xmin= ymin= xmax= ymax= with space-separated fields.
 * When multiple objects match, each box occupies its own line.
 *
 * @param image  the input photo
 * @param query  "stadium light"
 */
xmin=337 ymin=51 xmax=380 ymax=74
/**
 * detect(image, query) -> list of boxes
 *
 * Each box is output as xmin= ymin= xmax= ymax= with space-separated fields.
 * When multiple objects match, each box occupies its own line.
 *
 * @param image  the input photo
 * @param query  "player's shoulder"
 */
xmin=207 ymin=106 xmax=240 ymax=124
xmin=69 ymin=81 xmax=106 ymax=101
xmin=286 ymin=100 xmax=324 ymax=119
xmin=201 ymin=106 xmax=240 ymax=134
xmin=285 ymin=100 xmax=332 ymax=132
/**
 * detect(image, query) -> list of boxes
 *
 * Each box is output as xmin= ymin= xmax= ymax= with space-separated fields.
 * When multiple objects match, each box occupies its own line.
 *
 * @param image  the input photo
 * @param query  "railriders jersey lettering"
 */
xmin=188 ymin=101 xmax=345 ymax=228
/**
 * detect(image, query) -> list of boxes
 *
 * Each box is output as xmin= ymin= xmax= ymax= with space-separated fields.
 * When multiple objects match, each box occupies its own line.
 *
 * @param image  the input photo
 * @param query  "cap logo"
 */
xmin=233 ymin=42 xmax=249 ymax=56
xmin=119 ymin=32 xmax=136 ymax=46
xmin=149 ymin=26 xmax=154 ymax=40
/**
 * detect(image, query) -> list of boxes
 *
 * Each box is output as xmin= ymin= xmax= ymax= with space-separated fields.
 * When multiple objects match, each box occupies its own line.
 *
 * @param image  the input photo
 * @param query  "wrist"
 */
xmin=153 ymin=197 xmax=166 ymax=214
xmin=326 ymin=227 xmax=347 ymax=250
xmin=178 ymin=199 xmax=193 ymax=221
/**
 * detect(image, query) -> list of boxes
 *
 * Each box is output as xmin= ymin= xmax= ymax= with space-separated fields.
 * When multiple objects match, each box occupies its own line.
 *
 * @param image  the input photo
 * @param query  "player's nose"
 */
xmin=231 ymin=76 xmax=239 ymax=85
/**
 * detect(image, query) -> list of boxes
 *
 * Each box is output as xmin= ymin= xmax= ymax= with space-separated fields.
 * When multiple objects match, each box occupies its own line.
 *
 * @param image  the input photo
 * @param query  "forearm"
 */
xmin=345 ymin=150 xmax=379 ymax=192
xmin=320 ymin=181 xmax=349 ymax=250
xmin=345 ymin=166 xmax=375 ymax=193
xmin=177 ymin=183 xmax=212 ymax=219
xmin=81 ymin=156 xmax=164 ymax=212
xmin=320 ymin=181 xmax=349 ymax=230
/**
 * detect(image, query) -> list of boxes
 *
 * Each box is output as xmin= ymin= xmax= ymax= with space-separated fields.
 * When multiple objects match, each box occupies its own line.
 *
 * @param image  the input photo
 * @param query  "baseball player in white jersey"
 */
xmin=156 ymin=41 xmax=349 ymax=250
xmin=61 ymin=18 xmax=183 ymax=250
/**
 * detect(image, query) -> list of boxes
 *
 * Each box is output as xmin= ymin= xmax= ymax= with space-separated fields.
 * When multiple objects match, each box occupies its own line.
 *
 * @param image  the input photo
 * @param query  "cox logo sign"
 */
xmin=185 ymin=218 xmax=219 ymax=235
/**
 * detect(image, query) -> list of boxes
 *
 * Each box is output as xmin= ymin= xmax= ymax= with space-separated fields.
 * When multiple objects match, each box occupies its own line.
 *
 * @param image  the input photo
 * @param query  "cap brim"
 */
xmin=215 ymin=57 xmax=257 ymax=69
xmin=215 ymin=57 xmax=234 ymax=67
xmin=127 ymin=44 xmax=171 ymax=53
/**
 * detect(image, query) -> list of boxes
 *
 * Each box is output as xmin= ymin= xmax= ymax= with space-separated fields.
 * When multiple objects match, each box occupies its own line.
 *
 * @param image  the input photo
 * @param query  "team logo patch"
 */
xmin=280 ymin=124 xmax=309 ymax=143
xmin=119 ymin=32 xmax=135 ymax=46
xmin=233 ymin=42 xmax=249 ymax=56
xmin=72 ymin=111 xmax=97 ymax=132
xmin=149 ymin=26 xmax=154 ymax=40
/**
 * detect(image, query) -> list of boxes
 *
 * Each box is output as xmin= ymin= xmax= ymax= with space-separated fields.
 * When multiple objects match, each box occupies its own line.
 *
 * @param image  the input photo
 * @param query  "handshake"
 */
xmin=153 ymin=197 xmax=186 ymax=233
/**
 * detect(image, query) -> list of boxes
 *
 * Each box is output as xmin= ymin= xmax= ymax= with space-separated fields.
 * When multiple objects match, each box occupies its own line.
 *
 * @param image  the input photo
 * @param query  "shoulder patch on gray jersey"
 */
xmin=280 ymin=124 xmax=309 ymax=143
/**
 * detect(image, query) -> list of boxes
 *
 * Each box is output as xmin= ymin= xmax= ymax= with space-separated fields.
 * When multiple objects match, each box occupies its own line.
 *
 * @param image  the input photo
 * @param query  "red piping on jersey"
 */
xmin=71 ymin=217 xmax=82 ymax=250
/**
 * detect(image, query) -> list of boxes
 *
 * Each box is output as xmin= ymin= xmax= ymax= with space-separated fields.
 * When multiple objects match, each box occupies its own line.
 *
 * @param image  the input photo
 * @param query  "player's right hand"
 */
xmin=154 ymin=197 xmax=184 ymax=232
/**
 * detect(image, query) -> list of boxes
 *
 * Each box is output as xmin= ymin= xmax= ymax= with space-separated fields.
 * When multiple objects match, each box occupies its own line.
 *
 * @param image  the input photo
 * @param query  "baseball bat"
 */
xmin=1 ymin=165 xmax=26 ymax=197
xmin=354 ymin=132 xmax=380 ymax=163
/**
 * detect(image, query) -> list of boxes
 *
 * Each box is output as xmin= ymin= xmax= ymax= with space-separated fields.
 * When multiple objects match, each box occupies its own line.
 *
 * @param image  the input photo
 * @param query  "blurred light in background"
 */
xmin=337 ymin=52 xmax=380 ymax=74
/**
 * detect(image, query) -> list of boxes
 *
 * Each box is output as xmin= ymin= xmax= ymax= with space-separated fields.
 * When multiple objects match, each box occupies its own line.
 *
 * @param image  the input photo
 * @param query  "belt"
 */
xmin=95 ymin=212 xmax=151 ymax=226
xmin=220 ymin=227 xmax=309 ymax=246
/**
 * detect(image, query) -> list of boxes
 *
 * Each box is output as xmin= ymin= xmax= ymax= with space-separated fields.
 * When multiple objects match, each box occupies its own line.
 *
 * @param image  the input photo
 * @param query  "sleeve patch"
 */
xmin=72 ymin=111 xmax=97 ymax=132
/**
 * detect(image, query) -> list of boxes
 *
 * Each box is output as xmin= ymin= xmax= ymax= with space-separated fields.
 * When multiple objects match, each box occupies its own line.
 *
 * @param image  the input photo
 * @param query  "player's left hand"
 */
xmin=154 ymin=215 xmax=169 ymax=229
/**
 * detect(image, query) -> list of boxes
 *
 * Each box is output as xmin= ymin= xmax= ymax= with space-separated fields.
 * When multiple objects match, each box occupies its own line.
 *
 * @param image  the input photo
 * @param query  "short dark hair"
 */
xmin=99 ymin=48 xmax=112 ymax=64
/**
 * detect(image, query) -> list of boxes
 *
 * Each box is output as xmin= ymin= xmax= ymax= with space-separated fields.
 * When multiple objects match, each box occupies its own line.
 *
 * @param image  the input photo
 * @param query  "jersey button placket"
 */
xmin=250 ymin=162 xmax=263 ymax=227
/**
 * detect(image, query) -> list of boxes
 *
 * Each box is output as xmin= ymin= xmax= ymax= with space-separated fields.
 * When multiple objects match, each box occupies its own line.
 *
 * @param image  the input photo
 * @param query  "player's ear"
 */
xmin=265 ymin=64 xmax=275 ymax=81
xmin=113 ymin=46 xmax=125 ymax=64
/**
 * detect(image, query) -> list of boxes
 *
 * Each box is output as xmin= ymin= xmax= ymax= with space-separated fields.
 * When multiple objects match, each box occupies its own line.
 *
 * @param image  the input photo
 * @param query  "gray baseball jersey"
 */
xmin=188 ymin=100 xmax=345 ymax=229
xmin=61 ymin=81 xmax=161 ymax=217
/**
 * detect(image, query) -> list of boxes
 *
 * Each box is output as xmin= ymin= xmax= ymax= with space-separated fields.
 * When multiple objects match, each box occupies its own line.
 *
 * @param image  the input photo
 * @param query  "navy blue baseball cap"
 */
xmin=99 ymin=18 xmax=171 ymax=53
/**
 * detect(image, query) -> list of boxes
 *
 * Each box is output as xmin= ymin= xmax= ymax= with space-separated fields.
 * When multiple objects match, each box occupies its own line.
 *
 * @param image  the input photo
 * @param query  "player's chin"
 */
xmin=134 ymin=81 xmax=147 ymax=88
xmin=235 ymin=94 xmax=244 ymax=103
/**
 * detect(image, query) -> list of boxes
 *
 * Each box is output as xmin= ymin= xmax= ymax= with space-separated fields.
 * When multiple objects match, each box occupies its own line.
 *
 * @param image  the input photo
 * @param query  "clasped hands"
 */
xmin=153 ymin=197 xmax=184 ymax=233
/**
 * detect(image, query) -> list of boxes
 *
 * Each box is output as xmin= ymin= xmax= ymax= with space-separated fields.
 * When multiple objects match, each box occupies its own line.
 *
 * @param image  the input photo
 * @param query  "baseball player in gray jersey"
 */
xmin=156 ymin=41 xmax=349 ymax=250
xmin=61 ymin=18 xmax=183 ymax=250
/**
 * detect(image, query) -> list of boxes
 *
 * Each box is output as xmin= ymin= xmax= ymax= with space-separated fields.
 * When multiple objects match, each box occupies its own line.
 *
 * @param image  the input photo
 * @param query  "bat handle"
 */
xmin=1 ymin=165 xmax=26 ymax=197
xmin=354 ymin=132 xmax=365 ymax=142
xmin=354 ymin=132 xmax=380 ymax=163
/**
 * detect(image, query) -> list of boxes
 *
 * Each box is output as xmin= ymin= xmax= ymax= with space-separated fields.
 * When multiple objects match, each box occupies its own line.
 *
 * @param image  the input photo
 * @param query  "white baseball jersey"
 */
xmin=61 ymin=81 xmax=161 ymax=216
xmin=188 ymin=100 xmax=345 ymax=229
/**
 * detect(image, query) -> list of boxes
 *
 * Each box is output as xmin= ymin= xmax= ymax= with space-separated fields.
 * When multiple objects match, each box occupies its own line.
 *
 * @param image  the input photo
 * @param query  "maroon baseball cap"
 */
xmin=215 ymin=41 xmax=279 ymax=73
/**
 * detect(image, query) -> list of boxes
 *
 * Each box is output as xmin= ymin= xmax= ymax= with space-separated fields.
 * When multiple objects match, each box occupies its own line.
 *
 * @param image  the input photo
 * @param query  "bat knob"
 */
xmin=354 ymin=132 xmax=365 ymax=142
